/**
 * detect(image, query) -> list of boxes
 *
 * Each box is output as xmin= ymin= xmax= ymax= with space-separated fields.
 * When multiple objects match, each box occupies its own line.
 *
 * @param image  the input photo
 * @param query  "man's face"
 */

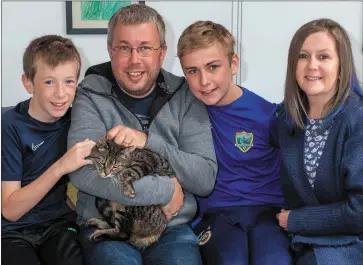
xmin=108 ymin=22 xmax=167 ymax=98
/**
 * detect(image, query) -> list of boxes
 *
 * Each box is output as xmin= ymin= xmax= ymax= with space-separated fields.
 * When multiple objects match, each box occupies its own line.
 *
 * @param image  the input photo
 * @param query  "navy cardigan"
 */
xmin=278 ymin=92 xmax=363 ymax=237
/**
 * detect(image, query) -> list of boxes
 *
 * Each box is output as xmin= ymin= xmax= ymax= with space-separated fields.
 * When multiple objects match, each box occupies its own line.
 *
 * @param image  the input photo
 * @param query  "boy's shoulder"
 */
xmin=243 ymin=87 xmax=274 ymax=105
xmin=242 ymin=87 xmax=278 ymax=116
xmin=2 ymin=98 xmax=72 ymax=127
xmin=2 ymin=100 xmax=28 ymax=128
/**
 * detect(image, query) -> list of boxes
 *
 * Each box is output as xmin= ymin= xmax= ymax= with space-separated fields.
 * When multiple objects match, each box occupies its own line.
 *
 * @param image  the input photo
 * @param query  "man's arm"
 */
xmin=67 ymin=86 xmax=175 ymax=206
xmin=145 ymin=88 xmax=218 ymax=197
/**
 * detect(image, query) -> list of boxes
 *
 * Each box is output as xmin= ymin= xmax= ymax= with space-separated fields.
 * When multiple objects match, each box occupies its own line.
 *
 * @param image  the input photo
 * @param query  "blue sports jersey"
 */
xmin=1 ymin=99 xmax=75 ymax=232
xmin=198 ymin=87 xmax=285 ymax=215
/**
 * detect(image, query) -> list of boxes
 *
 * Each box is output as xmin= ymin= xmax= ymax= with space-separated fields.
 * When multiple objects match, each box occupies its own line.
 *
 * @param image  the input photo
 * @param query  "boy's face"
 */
xmin=22 ymin=60 xmax=78 ymax=123
xmin=180 ymin=42 xmax=239 ymax=106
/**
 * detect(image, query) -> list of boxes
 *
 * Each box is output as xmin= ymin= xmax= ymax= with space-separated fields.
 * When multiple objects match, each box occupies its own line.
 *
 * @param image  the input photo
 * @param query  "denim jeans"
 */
xmin=79 ymin=223 xmax=202 ymax=265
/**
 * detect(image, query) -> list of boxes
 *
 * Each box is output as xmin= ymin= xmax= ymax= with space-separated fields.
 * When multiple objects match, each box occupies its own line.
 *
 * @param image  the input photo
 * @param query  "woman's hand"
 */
xmin=276 ymin=209 xmax=291 ymax=230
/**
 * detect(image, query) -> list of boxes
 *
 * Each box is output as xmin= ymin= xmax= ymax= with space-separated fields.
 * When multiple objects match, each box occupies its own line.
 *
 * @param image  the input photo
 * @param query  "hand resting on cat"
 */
xmin=85 ymin=136 xmax=178 ymax=249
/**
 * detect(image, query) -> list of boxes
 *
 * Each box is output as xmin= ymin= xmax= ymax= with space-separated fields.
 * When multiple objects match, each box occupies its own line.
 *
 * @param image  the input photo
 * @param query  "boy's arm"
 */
xmin=1 ymin=130 xmax=94 ymax=222
xmin=67 ymin=87 xmax=175 ymax=206
xmin=3 ymin=165 xmax=67 ymax=222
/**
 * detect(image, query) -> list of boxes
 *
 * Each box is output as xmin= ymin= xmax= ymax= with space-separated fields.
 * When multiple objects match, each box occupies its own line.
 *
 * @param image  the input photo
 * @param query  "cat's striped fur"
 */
xmin=86 ymin=136 xmax=174 ymax=249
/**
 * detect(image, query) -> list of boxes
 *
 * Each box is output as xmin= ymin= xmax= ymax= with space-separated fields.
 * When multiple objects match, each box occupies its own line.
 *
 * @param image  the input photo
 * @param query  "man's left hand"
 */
xmin=107 ymin=125 xmax=147 ymax=148
xmin=276 ymin=209 xmax=291 ymax=230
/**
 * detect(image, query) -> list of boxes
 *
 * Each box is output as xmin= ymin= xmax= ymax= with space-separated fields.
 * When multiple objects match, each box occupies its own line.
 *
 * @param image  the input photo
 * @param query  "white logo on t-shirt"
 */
xmin=32 ymin=141 xmax=44 ymax=151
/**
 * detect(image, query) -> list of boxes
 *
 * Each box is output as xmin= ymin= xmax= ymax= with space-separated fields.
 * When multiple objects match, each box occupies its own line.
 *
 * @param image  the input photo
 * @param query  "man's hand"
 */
xmin=162 ymin=177 xmax=184 ymax=220
xmin=107 ymin=125 xmax=147 ymax=148
xmin=276 ymin=209 xmax=291 ymax=230
xmin=54 ymin=139 xmax=96 ymax=177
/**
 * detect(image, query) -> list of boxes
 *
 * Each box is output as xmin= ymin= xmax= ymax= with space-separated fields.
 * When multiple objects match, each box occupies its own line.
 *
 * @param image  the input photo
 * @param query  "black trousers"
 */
xmin=2 ymin=219 xmax=83 ymax=265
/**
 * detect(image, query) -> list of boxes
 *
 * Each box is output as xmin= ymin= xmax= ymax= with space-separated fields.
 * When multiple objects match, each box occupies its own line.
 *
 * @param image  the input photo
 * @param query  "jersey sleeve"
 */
xmin=268 ymin=103 xmax=280 ymax=149
xmin=1 ymin=116 xmax=23 ymax=181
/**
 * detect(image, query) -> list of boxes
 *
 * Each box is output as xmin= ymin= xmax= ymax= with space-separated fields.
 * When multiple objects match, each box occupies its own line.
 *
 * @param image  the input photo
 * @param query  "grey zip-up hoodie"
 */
xmin=67 ymin=62 xmax=217 ymax=226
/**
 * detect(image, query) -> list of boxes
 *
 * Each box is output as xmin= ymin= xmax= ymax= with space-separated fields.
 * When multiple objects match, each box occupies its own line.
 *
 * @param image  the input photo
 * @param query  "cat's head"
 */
xmin=87 ymin=136 xmax=129 ymax=178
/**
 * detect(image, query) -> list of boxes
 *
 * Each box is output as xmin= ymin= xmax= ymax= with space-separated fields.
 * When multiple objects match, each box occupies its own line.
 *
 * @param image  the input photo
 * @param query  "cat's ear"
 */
xmin=117 ymin=147 xmax=135 ymax=161
xmin=96 ymin=136 xmax=108 ymax=152
xmin=98 ymin=135 xmax=107 ymax=145
xmin=121 ymin=147 xmax=136 ymax=156
xmin=91 ymin=148 xmax=102 ymax=157
xmin=107 ymin=139 xmax=119 ymax=149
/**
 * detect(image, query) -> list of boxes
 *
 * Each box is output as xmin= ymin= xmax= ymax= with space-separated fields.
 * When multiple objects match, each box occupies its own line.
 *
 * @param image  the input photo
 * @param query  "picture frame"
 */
xmin=66 ymin=1 xmax=145 ymax=34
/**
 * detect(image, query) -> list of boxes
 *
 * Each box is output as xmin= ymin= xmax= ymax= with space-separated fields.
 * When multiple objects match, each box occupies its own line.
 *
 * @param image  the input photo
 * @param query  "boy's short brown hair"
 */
xmin=177 ymin=20 xmax=235 ymax=62
xmin=23 ymin=35 xmax=81 ymax=82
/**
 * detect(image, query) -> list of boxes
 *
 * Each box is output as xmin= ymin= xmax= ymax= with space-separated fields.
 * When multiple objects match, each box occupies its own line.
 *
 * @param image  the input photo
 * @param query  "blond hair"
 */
xmin=177 ymin=20 xmax=235 ymax=62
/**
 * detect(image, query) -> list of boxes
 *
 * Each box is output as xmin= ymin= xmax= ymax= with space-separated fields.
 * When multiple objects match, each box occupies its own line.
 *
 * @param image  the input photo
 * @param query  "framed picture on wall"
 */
xmin=66 ymin=1 xmax=145 ymax=34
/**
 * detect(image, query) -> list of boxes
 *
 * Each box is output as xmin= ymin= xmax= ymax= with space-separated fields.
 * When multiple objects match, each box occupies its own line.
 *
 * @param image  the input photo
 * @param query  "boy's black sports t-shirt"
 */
xmin=1 ymin=99 xmax=75 ymax=233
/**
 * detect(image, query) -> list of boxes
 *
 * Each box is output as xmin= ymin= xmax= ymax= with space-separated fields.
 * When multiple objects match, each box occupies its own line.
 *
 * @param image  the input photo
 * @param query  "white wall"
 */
xmin=1 ymin=1 xmax=233 ymax=107
xmin=2 ymin=1 xmax=362 ymax=106
xmin=241 ymin=1 xmax=363 ymax=103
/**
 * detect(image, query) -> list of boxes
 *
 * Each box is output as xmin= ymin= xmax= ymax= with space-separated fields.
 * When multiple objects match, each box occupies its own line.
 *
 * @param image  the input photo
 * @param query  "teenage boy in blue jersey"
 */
xmin=177 ymin=21 xmax=293 ymax=265
xmin=1 ymin=35 xmax=95 ymax=265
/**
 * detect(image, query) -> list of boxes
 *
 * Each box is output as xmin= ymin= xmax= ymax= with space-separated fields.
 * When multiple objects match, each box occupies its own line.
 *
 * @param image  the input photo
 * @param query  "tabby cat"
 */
xmin=85 ymin=136 xmax=174 ymax=249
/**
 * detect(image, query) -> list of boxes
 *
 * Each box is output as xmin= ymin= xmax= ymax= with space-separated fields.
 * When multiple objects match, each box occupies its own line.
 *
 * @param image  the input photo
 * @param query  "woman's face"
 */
xmin=296 ymin=31 xmax=340 ymax=103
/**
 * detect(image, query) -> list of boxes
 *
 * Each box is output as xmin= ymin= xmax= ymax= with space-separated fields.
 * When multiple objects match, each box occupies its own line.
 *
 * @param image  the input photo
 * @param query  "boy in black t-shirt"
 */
xmin=1 ymin=35 xmax=95 ymax=265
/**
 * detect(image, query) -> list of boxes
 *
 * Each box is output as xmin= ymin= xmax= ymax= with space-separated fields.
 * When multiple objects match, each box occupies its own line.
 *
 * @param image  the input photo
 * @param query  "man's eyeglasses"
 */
xmin=110 ymin=45 xmax=163 ymax=57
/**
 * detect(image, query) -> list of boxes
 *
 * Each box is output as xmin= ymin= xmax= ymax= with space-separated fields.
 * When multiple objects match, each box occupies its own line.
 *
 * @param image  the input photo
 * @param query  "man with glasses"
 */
xmin=67 ymin=4 xmax=217 ymax=265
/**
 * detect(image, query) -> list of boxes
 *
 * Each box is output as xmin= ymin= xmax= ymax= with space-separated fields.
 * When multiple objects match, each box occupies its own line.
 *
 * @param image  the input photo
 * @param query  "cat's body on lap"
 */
xmin=86 ymin=136 xmax=174 ymax=249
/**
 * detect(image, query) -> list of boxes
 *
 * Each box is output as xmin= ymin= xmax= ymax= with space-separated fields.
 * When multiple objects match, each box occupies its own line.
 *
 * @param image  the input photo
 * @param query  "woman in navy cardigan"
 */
xmin=276 ymin=18 xmax=363 ymax=265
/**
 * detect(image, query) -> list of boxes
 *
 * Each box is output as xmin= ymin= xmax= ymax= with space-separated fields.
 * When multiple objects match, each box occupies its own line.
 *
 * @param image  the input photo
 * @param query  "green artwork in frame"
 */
xmin=81 ymin=1 xmax=132 ymax=21
xmin=66 ymin=1 xmax=145 ymax=34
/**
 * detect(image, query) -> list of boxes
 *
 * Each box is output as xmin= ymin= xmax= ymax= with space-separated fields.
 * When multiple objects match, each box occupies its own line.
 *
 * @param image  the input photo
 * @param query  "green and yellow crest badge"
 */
xmin=198 ymin=230 xmax=212 ymax=246
xmin=235 ymin=132 xmax=254 ymax=152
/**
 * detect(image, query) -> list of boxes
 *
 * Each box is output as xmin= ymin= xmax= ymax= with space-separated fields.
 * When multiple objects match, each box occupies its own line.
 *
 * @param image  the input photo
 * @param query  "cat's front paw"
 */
xmin=89 ymin=230 xmax=104 ymax=242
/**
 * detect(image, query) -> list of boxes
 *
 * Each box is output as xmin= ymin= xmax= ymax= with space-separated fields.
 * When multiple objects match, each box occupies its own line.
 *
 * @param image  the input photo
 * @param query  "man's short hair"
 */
xmin=107 ymin=4 xmax=166 ymax=46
